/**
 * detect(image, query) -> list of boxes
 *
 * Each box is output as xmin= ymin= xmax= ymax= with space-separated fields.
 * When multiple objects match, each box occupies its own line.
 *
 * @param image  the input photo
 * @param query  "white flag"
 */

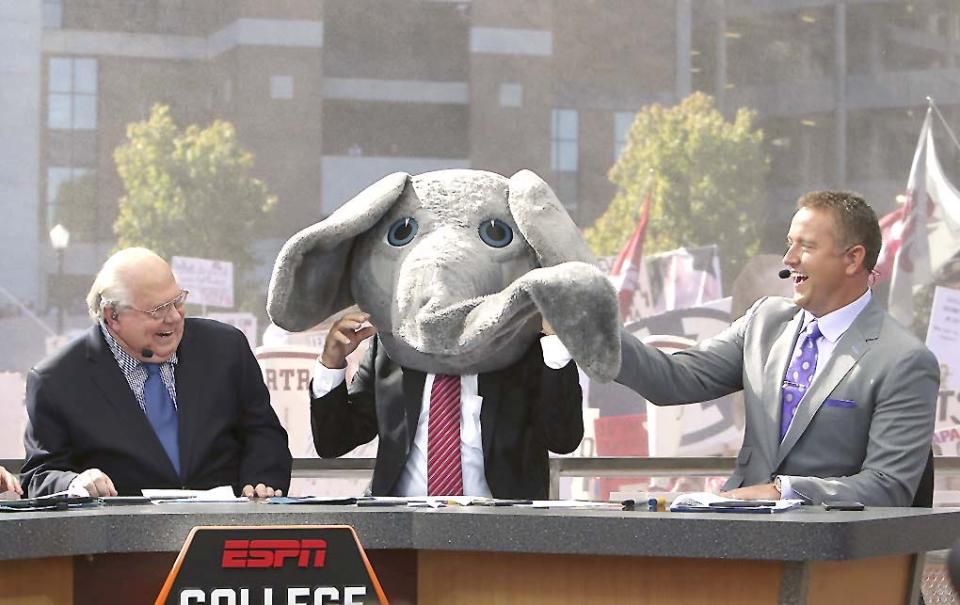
xmin=888 ymin=109 xmax=960 ymax=324
xmin=644 ymin=245 xmax=722 ymax=313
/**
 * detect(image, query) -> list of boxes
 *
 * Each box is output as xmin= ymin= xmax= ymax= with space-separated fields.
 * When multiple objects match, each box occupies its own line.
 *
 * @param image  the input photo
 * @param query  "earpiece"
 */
xmin=111 ymin=310 xmax=118 ymax=320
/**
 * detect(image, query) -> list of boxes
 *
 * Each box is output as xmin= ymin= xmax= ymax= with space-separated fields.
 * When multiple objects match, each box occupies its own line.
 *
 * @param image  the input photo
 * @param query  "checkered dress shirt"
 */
xmin=98 ymin=321 xmax=178 ymax=413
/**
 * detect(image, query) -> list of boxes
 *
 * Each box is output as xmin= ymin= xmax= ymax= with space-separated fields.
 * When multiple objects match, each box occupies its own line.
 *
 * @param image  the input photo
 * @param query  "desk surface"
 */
xmin=1 ymin=503 xmax=958 ymax=563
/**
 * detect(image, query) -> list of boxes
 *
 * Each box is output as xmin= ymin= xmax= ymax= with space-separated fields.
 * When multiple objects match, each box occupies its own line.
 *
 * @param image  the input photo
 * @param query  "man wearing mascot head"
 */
xmin=268 ymin=169 xmax=621 ymax=499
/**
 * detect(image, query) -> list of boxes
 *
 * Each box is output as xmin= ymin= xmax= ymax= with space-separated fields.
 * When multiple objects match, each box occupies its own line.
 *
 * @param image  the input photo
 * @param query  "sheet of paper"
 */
xmin=529 ymin=500 xmax=623 ymax=510
xmin=142 ymin=485 xmax=245 ymax=502
xmin=669 ymin=491 xmax=802 ymax=512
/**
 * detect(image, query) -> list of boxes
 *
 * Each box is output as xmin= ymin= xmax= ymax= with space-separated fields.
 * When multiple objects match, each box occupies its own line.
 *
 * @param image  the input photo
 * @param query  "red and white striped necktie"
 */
xmin=427 ymin=374 xmax=463 ymax=496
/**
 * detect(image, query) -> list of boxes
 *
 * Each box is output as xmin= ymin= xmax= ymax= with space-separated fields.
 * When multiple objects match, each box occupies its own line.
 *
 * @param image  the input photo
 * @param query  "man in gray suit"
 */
xmin=617 ymin=191 xmax=939 ymax=506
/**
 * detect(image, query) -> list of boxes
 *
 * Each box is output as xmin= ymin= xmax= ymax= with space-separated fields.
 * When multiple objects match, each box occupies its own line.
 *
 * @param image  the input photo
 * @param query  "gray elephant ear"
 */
xmin=507 ymin=169 xmax=596 ymax=267
xmin=267 ymin=172 xmax=409 ymax=331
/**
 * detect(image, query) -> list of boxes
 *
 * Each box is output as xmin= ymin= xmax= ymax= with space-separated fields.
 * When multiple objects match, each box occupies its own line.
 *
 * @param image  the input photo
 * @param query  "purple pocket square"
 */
xmin=823 ymin=398 xmax=857 ymax=409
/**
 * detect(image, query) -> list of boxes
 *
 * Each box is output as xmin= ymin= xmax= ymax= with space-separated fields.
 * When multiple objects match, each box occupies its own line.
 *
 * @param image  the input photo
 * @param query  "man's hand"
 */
xmin=70 ymin=468 xmax=117 ymax=497
xmin=0 ymin=465 xmax=22 ymax=496
xmin=321 ymin=312 xmax=377 ymax=369
xmin=720 ymin=483 xmax=781 ymax=501
xmin=242 ymin=483 xmax=283 ymax=498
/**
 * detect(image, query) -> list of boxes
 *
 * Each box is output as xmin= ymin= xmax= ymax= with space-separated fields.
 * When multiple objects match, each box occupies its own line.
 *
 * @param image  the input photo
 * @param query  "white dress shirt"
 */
xmin=778 ymin=289 xmax=872 ymax=499
xmin=311 ymin=335 xmax=574 ymax=497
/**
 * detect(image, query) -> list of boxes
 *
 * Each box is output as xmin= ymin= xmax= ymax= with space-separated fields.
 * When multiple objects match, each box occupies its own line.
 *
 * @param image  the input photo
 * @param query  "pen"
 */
xmin=708 ymin=500 xmax=777 ymax=507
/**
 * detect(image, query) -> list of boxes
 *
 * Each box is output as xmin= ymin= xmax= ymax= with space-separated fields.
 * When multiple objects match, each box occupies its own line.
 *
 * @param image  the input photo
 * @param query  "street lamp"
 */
xmin=49 ymin=223 xmax=70 ymax=335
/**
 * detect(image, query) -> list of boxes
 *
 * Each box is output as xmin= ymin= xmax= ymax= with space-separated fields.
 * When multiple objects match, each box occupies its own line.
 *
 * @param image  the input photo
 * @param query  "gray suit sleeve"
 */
xmin=616 ymin=302 xmax=757 ymax=405
xmin=788 ymin=346 xmax=939 ymax=507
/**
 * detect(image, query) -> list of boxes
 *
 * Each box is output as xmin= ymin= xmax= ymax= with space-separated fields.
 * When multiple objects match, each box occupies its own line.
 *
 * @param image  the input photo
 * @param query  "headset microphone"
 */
xmin=778 ymin=269 xmax=792 ymax=279
xmin=141 ymin=348 xmax=155 ymax=359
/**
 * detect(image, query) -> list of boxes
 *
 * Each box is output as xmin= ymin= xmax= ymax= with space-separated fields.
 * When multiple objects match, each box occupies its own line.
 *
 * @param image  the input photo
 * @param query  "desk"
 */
xmin=0 ymin=503 xmax=957 ymax=604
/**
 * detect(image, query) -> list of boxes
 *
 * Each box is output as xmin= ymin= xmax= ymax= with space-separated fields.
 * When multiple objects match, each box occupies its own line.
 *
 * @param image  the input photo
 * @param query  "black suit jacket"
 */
xmin=22 ymin=319 xmax=292 ymax=496
xmin=311 ymin=336 xmax=584 ymax=499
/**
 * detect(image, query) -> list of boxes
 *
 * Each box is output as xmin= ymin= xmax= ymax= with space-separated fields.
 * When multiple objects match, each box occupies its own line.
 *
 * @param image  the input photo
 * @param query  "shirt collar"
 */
xmin=99 ymin=320 xmax=178 ymax=375
xmin=802 ymin=289 xmax=872 ymax=343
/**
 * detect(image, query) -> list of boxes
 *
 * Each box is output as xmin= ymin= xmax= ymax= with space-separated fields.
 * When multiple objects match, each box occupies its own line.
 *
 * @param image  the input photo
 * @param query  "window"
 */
xmin=551 ymin=109 xmax=579 ymax=213
xmin=551 ymin=109 xmax=578 ymax=172
xmin=614 ymin=111 xmax=637 ymax=161
xmin=46 ymin=167 xmax=95 ymax=236
xmin=42 ymin=0 xmax=63 ymax=29
xmin=270 ymin=75 xmax=294 ymax=100
xmin=48 ymin=58 xmax=97 ymax=130
xmin=499 ymin=83 xmax=523 ymax=108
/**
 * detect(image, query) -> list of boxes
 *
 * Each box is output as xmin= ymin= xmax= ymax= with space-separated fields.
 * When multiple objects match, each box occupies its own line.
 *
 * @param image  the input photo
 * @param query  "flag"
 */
xmin=645 ymin=245 xmax=723 ymax=313
xmin=888 ymin=108 xmax=960 ymax=324
xmin=608 ymin=190 xmax=652 ymax=320
xmin=872 ymin=205 xmax=905 ymax=285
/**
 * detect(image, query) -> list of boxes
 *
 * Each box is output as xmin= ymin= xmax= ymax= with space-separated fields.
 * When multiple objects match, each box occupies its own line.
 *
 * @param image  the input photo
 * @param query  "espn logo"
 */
xmin=221 ymin=539 xmax=328 ymax=569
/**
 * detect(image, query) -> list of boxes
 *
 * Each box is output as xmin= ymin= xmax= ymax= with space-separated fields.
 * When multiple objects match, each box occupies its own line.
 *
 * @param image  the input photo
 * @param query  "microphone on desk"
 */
xmin=141 ymin=348 xmax=155 ymax=359
xmin=778 ymin=269 xmax=792 ymax=279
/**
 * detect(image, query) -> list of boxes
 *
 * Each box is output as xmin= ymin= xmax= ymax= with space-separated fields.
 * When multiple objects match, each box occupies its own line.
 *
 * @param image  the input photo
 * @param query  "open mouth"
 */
xmin=156 ymin=331 xmax=174 ymax=339
xmin=793 ymin=273 xmax=809 ymax=285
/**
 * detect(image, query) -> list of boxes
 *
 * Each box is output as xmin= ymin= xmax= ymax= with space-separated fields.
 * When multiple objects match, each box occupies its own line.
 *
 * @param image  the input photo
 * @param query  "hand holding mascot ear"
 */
xmin=320 ymin=311 xmax=377 ymax=369
xmin=268 ymin=169 xmax=621 ymax=382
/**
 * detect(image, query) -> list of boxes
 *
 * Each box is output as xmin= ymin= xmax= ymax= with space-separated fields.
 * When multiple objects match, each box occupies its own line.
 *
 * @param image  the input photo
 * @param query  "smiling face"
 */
xmin=782 ymin=206 xmax=867 ymax=317
xmin=104 ymin=254 xmax=185 ymax=363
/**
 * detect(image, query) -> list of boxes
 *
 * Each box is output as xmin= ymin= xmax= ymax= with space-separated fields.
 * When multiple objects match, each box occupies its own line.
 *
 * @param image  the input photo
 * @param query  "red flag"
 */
xmin=608 ymin=191 xmax=652 ymax=320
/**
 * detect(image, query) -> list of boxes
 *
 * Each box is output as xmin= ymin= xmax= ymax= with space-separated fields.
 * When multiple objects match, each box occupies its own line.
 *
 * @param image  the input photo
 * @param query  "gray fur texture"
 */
xmin=267 ymin=169 xmax=621 ymax=381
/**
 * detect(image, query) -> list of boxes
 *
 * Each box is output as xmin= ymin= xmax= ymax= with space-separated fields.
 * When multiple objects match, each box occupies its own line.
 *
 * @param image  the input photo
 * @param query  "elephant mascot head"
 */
xmin=267 ymin=169 xmax=621 ymax=382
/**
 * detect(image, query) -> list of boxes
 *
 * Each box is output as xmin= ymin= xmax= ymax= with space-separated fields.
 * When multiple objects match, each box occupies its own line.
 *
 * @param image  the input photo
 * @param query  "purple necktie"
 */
xmin=780 ymin=320 xmax=822 ymax=441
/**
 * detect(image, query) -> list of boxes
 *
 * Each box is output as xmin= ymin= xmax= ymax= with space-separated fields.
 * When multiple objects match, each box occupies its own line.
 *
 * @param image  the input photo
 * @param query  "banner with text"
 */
xmin=172 ymin=256 xmax=234 ymax=309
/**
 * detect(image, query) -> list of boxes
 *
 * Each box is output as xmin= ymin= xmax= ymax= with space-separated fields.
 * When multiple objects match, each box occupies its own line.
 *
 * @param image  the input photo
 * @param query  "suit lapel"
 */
xmin=776 ymin=298 xmax=880 ymax=466
xmin=761 ymin=308 xmax=804 ymax=464
xmin=401 ymin=367 xmax=426 ymax=450
xmin=85 ymin=326 xmax=175 ymax=476
xmin=171 ymin=326 xmax=201 ymax=480
xmin=477 ymin=370 xmax=500 ymax=459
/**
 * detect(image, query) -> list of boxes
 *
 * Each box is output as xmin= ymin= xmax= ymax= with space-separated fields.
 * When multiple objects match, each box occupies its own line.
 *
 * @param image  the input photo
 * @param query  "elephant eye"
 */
xmin=387 ymin=217 xmax=418 ymax=246
xmin=478 ymin=219 xmax=513 ymax=248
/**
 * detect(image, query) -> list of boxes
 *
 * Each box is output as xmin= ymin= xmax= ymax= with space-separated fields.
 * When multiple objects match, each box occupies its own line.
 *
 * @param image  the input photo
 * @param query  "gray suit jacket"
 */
xmin=617 ymin=295 xmax=939 ymax=506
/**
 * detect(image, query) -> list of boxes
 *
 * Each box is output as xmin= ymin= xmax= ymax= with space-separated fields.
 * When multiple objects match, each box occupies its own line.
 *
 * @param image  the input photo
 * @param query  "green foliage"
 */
xmin=51 ymin=172 xmax=98 ymax=242
xmin=586 ymin=92 xmax=768 ymax=290
xmin=113 ymin=104 xmax=276 ymax=276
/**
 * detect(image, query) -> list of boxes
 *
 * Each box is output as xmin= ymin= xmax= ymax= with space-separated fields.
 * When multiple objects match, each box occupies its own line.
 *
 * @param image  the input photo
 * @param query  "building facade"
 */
xmin=1 ymin=0 xmax=957 ymax=316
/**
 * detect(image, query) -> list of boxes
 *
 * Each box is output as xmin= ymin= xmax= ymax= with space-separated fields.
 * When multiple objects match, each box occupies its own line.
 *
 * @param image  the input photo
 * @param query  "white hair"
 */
xmin=85 ymin=247 xmax=160 ymax=321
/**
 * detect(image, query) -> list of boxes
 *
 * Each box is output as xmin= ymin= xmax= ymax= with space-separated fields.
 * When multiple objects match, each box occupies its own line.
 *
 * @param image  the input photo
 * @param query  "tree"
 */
xmin=113 ymin=104 xmax=276 ymax=311
xmin=51 ymin=171 xmax=98 ymax=242
xmin=586 ymin=92 xmax=768 ymax=291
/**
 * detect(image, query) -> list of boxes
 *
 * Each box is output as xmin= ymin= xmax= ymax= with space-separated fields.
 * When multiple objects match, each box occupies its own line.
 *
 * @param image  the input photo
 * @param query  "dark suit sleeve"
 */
xmin=234 ymin=332 xmax=292 ymax=493
xmin=530 ymin=338 xmax=584 ymax=454
xmin=21 ymin=368 xmax=80 ymax=496
xmin=311 ymin=339 xmax=379 ymax=457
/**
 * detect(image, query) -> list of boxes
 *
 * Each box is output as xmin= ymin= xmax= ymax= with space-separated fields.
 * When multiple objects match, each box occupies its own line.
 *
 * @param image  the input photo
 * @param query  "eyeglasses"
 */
xmin=122 ymin=290 xmax=189 ymax=320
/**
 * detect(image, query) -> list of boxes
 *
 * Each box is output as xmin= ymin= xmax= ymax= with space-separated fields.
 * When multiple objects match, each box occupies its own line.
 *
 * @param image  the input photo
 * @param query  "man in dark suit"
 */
xmin=616 ymin=191 xmax=938 ymax=506
xmin=22 ymin=248 xmax=291 ymax=497
xmin=310 ymin=312 xmax=583 ymax=499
